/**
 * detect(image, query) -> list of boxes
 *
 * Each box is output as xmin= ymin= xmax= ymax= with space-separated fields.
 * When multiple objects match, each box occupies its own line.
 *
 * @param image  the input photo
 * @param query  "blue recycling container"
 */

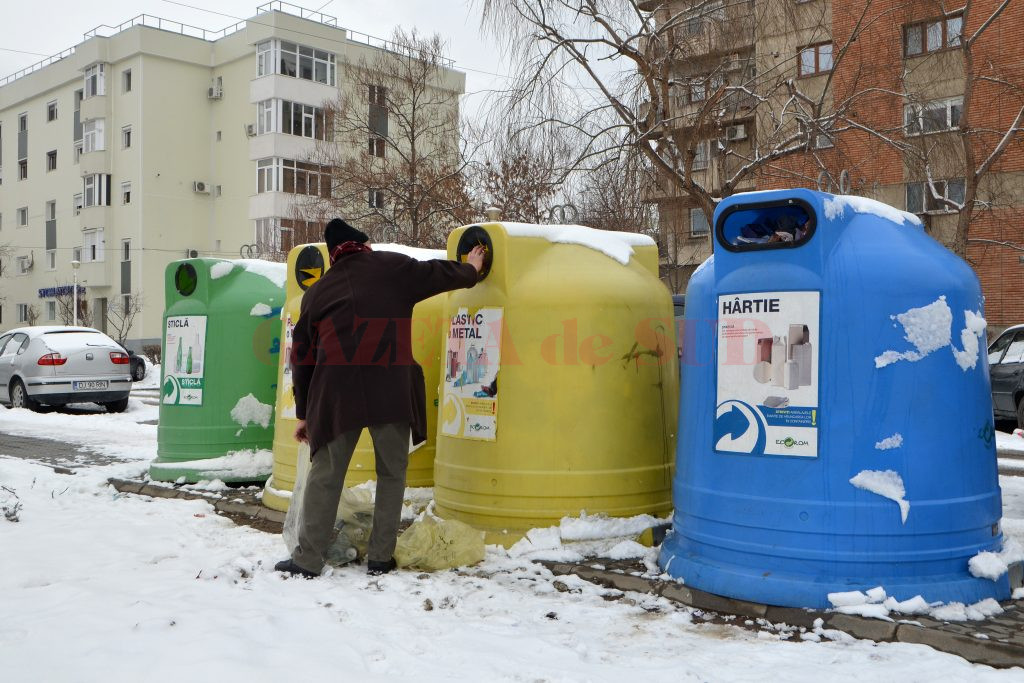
xmin=659 ymin=188 xmax=1010 ymax=608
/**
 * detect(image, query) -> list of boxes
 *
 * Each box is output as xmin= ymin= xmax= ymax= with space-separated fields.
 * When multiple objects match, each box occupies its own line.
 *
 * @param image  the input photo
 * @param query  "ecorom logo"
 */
xmin=776 ymin=437 xmax=809 ymax=448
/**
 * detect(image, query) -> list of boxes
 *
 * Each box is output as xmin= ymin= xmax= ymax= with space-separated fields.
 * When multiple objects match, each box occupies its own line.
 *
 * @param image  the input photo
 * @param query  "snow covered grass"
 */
xmin=1 ymin=456 xmax=1019 ymax=682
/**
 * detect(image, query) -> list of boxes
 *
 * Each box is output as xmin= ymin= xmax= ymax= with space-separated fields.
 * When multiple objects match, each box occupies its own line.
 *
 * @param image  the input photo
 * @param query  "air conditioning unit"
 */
xmin=207 ymin=85 xmax=223 ymax=99
xmin=17 ymin=253 xmax=34 ymax=274
xmin=245 ymin=123 xmax=255 ymax=137
xmin=725 ymin=124 xmax=747 ymax=141
xmin=192 ymin=181 xmax=210 ymax=194
xmin=185 ymin=249 xmax=199 ymax=259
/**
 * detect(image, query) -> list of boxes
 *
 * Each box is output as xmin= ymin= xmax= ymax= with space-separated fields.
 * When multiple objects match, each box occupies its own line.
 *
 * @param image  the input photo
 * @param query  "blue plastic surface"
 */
xmin=659 ymin=188 xmax=1008 ymax=609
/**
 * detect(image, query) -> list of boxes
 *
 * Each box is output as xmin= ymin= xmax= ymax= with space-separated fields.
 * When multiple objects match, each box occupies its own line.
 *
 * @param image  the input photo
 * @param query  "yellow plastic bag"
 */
xmin=394 ymin=516 xmax=485 ymax=571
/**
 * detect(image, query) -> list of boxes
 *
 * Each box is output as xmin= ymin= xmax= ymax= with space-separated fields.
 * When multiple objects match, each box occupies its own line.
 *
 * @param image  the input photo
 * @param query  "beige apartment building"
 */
xmin=0 ymin=2 xmax=466 ymax=348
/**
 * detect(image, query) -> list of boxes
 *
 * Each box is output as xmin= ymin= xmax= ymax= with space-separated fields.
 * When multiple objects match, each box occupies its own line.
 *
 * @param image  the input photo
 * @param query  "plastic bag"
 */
xmin=394 ymin=515 xmax=485 ymax=571
xmin=281 ymin=444 xmax=361 ymax=567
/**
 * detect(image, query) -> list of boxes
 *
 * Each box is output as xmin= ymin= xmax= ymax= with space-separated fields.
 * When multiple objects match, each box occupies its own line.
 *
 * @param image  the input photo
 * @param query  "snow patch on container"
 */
xmin=230 ymin=393 xmax=273 ymax=429
xmin=210 ymin=261 xmax=235 ymax=279
xmin=849 ymin=469 xmax=910 ymax=523
xmin=874 ymin=433 xmax=903 ymax=450
xmin=875 ymin=297 xmax=952 ymax=368
xmin=502 ymin=222 xmax=654 ymax=265
xmin=951 ymin=309 xmax=987 ymax=371
xmin=823 ymin=194 xmax=923 ymax=227
xmin=373 ymin=243 xmax=446 ymax=261
xmin=249 ymin=303 xmax=273 ymax=317
xmin=149 ymin=448 xmax=273 ymax=479
xmin=237 ymin=259 xmax=286 ymax=287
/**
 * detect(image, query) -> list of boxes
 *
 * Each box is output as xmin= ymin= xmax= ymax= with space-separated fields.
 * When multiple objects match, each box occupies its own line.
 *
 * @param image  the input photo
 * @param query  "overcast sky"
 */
xmin=0 ymin=0 xmax=508 ymax=115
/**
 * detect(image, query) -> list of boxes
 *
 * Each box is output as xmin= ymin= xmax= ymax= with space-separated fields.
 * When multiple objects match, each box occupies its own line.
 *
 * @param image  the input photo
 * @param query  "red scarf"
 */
xmin=329 ymin=241 xmax=372 ymax=265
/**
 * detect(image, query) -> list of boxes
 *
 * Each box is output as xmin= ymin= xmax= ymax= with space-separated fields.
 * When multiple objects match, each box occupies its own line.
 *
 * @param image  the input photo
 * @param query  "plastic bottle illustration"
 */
xmin=175 ymin=338 xmax=183 ymax=373
xmin=186 ymin=345 xmax=193 ymax=374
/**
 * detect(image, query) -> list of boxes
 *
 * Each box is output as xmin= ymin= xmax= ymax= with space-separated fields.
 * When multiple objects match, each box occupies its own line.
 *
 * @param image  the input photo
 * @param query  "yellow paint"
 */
xmin=263 ymin=243 xmax=448 ymax=512
xmin=433 ymin=223 xmax=678 ymax=545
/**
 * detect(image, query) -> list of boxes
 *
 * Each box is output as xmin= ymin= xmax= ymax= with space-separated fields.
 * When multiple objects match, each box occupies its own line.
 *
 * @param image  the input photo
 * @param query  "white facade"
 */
xmin=0 ymin=5 xmax=466 ymax=348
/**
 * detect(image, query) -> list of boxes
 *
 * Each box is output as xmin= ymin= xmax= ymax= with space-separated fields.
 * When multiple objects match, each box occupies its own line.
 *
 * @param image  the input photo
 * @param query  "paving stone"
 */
xmin=686 ymin=587 xmax=767 ymax=618
xmin=569 ymin=566 xmax=658 ymax=596
xmin=659 ymin=583 xmax=694 ymax=605
xmin=825 ymin=614 xmax=898 ymax=642
xmin=897 ymin=625 xmax=1024 ymax=669
xmin=764 ymin=606 xmax=826 ymax=630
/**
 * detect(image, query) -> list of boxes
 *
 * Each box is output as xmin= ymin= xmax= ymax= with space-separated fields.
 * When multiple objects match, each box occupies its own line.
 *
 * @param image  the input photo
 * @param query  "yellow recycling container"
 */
xmin=263 ymin=243 xmax=449 ymax=512
xmin=433 ymin=222 xmax=679 ymax=544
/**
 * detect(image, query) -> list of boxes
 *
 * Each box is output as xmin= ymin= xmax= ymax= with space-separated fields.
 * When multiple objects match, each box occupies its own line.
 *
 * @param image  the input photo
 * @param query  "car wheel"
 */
xmin=132 ymin=361 xmax=146 ymax=381
xmin=10 ymin=379 xmax=41 ymax=412
xmin=104 ymin=397 xmax=130 ymax=413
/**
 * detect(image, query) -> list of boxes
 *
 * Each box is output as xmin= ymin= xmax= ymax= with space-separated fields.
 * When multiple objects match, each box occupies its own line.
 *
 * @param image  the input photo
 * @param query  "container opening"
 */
xmin=456 ymin=226 xmax=493 ymax=279
xmin=295 ymin=245 xmax=325 ymax=291
xmin=175 ymin=262 xmax=198 ymax=296
xmin=717 ymin=199 xmax=815 ymax=252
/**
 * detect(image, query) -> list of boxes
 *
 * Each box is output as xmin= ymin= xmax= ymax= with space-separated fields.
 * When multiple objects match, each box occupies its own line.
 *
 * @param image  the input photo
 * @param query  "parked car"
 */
xmin=119 ymin=345 xmax=147 ymax=382
xmin=988 ymin=324 xmax=1024 ymax=428
xmin=0 ymin=326 xmax=133 ymax=413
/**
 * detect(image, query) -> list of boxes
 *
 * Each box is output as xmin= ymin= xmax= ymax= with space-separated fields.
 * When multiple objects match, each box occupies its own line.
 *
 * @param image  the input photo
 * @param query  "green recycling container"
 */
xmin=149 ymin=258 xmax=285 ymax=483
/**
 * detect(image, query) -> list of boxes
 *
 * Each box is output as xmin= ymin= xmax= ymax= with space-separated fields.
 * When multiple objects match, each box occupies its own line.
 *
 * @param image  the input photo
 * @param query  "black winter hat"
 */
xmin=324 ymin=218 xmax=369 ymax=251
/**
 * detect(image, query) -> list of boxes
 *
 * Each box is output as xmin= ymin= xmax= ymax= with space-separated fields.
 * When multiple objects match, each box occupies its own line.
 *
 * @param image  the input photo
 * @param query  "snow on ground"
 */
xmin=1 ymin=456 xmax=1019 ymax=682
xmin=134 ymin=362 xmax=161 ymax=390
xmin=2 ymin=408 xmax=1024 ymax=680
xmin=998 ymin=430 xmax=1024 ymax=454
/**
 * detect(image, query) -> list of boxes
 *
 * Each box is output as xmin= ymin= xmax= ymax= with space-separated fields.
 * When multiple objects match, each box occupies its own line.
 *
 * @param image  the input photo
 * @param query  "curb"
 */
xmin=107 ymin=478 xmax=286 ymax=526
xmin=540 ymin=561 xmax=1024 ymax=669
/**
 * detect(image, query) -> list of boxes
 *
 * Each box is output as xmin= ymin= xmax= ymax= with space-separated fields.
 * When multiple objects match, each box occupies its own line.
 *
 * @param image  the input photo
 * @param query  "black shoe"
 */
xmin=366 ymin=558 xmax=397 ymax=576
xmin=274 ymin=558 xmax=319 ymax=579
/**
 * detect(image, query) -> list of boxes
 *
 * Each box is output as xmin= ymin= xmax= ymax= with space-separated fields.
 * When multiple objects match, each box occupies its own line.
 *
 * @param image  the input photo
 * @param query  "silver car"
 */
xmin=0 ymin=326 xmax=133 ymax=413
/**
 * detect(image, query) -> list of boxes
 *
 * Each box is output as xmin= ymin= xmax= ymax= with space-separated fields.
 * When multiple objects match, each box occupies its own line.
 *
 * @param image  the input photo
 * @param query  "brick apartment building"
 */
xmin=646 ymin=0 xmax=1024 ymax=329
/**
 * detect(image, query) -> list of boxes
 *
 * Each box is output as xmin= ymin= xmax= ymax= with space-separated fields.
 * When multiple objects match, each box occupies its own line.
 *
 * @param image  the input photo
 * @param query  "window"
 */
xmin=18 ymin=159 xmax=27 ymax=180
xmin=17 ymin=304 xmax=28 ymax=323
xmin=18 ymin=112 xmax=27 ymax=133
xmin=47 ymin=100 xmax=57 ymax=121
xmin=257 ymin=40 xmax=336 ymax=85
xmin=47 ymin=301 xmax=56 ymax=321
xmin=904 ymin=13 xmax=962 ymax=57
xmin=83 ymin=119 xmax=105 ymax=153
xmin=74 ymin=142 xmax=83 ymax=164
xmin=799 ymin=43 xmax=833 ymax=76
xmin=280 ymin=100 xmax=327 ymax=139
xmin=46 ymin=250 xmax=56 ymax=271
xmin=369 ymin=85 xmax=387 ymax=107
xmin=122 ymin=69 xmax=132 ymax=93
xmin=83 ymin=228 xmax=105 ymax=262
xmin=255 ymin=218 xmax=282 ymax=253
xmin=73 ymin=193 xmax=83 ymax=216
xmin=257 ymin=158 xmax=331 ymax=197
xmin=906 ymin=179 xmax=966 ymax=214
xmin=83 ymin=174 xmax=111 ymax=207
xmin=46 ymin=150 xmax=57 ymax=171
xmin=369 ymin=137 xmax=385 ymax=157
xmin=84 ymin=63 xmax=106 ymax=97
xmin=368 ymin=188 xmax=385 ymax=209
xmin=690 ymin=80 xmax=706 ymax=102
xmin=46 ymin=201 xmax=56 ymax=221
xmin=121 ymin=182 xmax=131 ymax=204
xmin=16 ymin=256 xmax=31 ymax=275
xmin=17 ymin=207 xmax=27 ymax=227
xmin=122 ymin=239 xmax=131 ymax=262
xmin=257 ymin=99 xmax=275 ymax=135
xmin=121 ymin=125 xmax=132 ymax=149
xmin=257 ymin=158 xmax=278 ymax=193
xmin=690 ymin=208 xmax=710 ymax=236
xmin=72 ymin=246 xmax=82 ymax=262
xmin=904 ymin=97 xmax=963 ymax=135
xmin=692 ymin=140 xmax=710 ymax=170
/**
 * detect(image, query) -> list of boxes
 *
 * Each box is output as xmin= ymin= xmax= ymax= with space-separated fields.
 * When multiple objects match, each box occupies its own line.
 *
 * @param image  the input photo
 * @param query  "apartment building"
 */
xmin=645 ymin=0 xmax=1024 ymax=328
xmin=0 ymin=2 xmax=466 ymax=348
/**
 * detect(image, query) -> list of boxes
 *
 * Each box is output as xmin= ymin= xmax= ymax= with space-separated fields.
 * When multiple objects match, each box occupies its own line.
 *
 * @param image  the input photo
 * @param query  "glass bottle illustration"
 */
xmin=186 ymin=345 xmax=193 ymax=374
xmin=175 ymin=337 xmax=183 ymax=372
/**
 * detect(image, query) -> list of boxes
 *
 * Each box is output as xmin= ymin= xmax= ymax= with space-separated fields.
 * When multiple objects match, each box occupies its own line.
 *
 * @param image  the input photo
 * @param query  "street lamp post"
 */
xmin=71 ymin=260 xmax=81 ymax=326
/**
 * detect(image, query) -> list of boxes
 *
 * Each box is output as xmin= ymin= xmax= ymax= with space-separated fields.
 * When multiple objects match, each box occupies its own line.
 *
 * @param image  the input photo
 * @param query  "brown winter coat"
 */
xmin=291 ymin=250 xmax=478 ymax=455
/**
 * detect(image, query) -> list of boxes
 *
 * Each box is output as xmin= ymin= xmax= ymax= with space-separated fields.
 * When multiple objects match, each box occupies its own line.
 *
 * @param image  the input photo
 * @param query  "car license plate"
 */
xmin=73 ymin=380 xmax=108 ymax=390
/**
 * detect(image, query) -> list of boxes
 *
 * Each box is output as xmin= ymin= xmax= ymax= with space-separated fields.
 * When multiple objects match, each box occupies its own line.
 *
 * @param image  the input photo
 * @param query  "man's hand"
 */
xmin=466 ymin=245 xmax=487 ymax=273
xmin=294 ymin=419 xmax=309 ymax=444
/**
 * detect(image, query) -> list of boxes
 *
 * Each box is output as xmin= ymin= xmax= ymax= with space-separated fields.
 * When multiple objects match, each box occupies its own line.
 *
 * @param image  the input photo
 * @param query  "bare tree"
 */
xmin=469 ymin=133 xmax=565 ymax=222
xmin=106 ymin=294 xmax=144 ymax=345
xmin=298 ymin=29 xmax=473 ymax=248
xmin=54 ymin=288 xmax=91 ymax=327
xmin=24 ymin=304 xmax=40 ymax=327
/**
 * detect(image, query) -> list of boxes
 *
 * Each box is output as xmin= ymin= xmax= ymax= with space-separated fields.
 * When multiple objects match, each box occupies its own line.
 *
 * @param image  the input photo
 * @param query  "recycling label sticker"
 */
xmin=162 ymin=315 xmax=208 ymax=406
xmin=715 ymin=291 xmax=820 ymax=457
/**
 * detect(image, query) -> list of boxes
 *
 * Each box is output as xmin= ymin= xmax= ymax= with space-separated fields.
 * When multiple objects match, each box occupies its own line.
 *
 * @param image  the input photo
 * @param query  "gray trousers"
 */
xmin=291 ymin=422 xmax=411 ymax=573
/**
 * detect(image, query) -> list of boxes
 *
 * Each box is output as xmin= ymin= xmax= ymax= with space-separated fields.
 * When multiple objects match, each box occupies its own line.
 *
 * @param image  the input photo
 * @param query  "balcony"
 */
xmin=79 ymin=149 xmax=110 ymax=176
xmin=248 ymin=133 xmax=321 ymax=162
xmin=76 ymin=259 xmax=110 ymax=289
xmin=79 ymin=205 xmax=111 ymax=230
xmin=80 ymin=94 xmax=109 ymax=122
xmin=249 ymin=74 xmax=337 ymax=108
